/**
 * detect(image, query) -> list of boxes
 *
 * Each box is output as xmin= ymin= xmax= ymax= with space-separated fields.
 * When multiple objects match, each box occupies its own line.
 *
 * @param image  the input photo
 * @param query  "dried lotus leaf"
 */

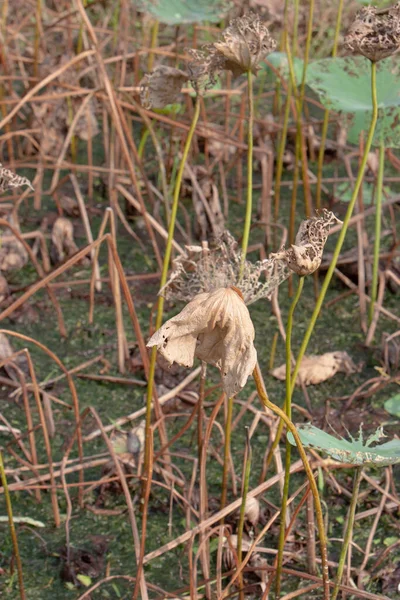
xmin=140 ymin=66 xmax=189 ymax=109
xmin=272 ymin=351 xmax=358 ymax=386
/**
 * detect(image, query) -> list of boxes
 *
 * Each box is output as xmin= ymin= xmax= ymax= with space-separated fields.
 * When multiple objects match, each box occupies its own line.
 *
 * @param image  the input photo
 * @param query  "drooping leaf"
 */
xmin=306 ymin=56 xmax=400 ymax=147
xmin=137 ymin=0 xmax=231 ymax=25
xmin=287 ymin=424 xmax=400 ymax=466
xmin=384 ymin=394 xmax=400 ymax=418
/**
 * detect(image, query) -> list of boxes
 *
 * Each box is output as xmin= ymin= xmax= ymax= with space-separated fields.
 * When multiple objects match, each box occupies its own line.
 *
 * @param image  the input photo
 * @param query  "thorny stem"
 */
xmin=315 ymin=0 xmax=344 ymax=209
xmin=144 ymin=98 xmax=201 ymax=479
xmin=369 ymin=140 xmax=384 ymax=324
xmin=289 ymin=61 xmax=379 ymax=395
xmin=331 ymin=467 xmax=363 ymax=600
xmin=220 ymin=395 xmax=234 ymax=512
xmin=237 ymin=430 xmax=252 ymax=600
xmin=240 ymin=70 xmax=254 ymax=274
xmin=0 ymin=451 xmax=26 ymax=600
xmin=253 ymin=364 xmax=330 ymax=600
xmin=275 ymin=276 xmax=304 ymax=596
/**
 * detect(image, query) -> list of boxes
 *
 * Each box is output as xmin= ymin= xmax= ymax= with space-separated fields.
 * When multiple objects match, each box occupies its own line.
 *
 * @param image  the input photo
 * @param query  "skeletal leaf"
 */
xmin=140 ymin=66 xmax=189 ymax=109
xmin=0 ymin=164 xmax=33 ymax=194
xmin=272 ymin=351 xmax=359 ymax=386
xmin=147 ymin=287 xmax=257 ymax=397
xmin=345 ymin=5 xmax=400 ymax=63
xmin=287 ymin=424 xmax=400 ymax=467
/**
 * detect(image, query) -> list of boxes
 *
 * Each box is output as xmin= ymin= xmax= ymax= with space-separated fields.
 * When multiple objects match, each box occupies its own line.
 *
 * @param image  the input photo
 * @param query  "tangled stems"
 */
xmin=0 ymin=451 xmax=26 ymax=600
xmin=240 ymin=70 xmax=254 ymax=274
xmin=275 ymin=276 xmax=304 ymax=596
xmin=144 ymin=98 xmax=201 ymax=476
xmin=369 ymin=140 xmax=384 ymax=324
xmin=331 ymin=467 xmax=363 ymax=600
xmin=253 ymin=364 xmax=330 ymax=600
xmin=289 ymin=60 xmax=378 ymax=393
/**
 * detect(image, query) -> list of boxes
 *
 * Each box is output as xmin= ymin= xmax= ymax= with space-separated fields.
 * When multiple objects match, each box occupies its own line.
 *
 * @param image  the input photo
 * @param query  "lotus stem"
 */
xmin=220 ymin=395 xmax=234 ymax=512
xmin=369 ymin=140 xmax=384 ymax=324
xmin=331 ymin=466 xmax=363 ymax=600
xmin=240 ymin=70 xmax=254 ymax=273
xmin=315 ymin=0 xmax=344 ymax=209
xmin=253 ymin=364 xmax=330 ymax=600
xmin=144 ymin=98 xmax=201 ymax=477
xmin=290 ymin=60 xmax=379 ymax=396
xmin=275 ymin=276 xmax=304 ymax=596
xmin=0 ymin=451 xmax=26 ymax=600
xmin=237 ymin=429 xmax=252 ymax=600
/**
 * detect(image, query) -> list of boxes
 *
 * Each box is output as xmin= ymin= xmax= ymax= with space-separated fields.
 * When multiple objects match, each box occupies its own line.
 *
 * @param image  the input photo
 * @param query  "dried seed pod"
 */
xmin=140 ymin=66 xmax=189 ymax=109
xmin=345 ymin=4 xmax=400 ymax=62
xmin=244 ymin=496 xmax=260 ymax=527
xmin=147 ymin=287 xmax=257 ymax=397
xmin=0 ymin=164 xmax=33 ymax=194
xmin=223 ymin=534 xmax=251 ymax=570
xmin=212 ymin=12 xmax=276 ymax=77
xmin=270 ymin=210 xmax=342 ymax=276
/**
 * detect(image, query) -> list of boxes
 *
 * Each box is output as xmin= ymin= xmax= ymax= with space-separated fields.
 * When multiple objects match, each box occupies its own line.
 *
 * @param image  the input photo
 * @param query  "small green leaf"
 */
xmin=77 ymin=574 xmax=92 ymax=587
xmin=137 ymin=0 xmax=231 ymax=25
xmin=306 ymin=56 xmax=400 ymax=147
xmin=383 ymin=536 xmax=398 ymax=547
xmin=287 ymin=424 xmax=400 ymax=467
xmin=384 ymin=394 xmax=400 ymax=418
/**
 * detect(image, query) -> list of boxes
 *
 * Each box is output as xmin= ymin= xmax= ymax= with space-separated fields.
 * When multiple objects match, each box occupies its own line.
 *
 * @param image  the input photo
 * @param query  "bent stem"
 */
xmin=240 ymin=70 xmax=254 ymax=273
xmin=144 ymin=98 xmax=201 ymax=476
xmin=369 ymin=140 xmax=384 ymax=324
xmin=331 ymin=467 xmax=363 ymax=600
xmin=275 ymin=276 xmax=304 ymax=596
xmin=290 ymin=60 xmax=379 ymax=396
xmin=253 ymin=364 xmax=330 ymax=600
xmin=220 ymin=395 xmax=234 ymax=512
xmin=0 ymin=451 xmax=26 ymax=600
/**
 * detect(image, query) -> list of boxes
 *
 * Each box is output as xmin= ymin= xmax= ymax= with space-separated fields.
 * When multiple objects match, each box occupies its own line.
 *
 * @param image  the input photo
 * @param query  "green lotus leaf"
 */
xmin=306 ymin=56 xmax=400 ymax=148
xmin=263 ymin=52 xmax=304 ymax=84
xmin=287 ymin=424 xmax=400 ymax=466
xmin=137 ymin=0 xmax=231 ymax=24
xmin=384 ymin=394 xmax=400 ymax=418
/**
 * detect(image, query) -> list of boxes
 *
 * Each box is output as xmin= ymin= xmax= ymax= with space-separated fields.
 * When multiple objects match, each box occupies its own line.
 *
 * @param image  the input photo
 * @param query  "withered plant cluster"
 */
xmin=0 ymin=2 xmax=400 ymax=600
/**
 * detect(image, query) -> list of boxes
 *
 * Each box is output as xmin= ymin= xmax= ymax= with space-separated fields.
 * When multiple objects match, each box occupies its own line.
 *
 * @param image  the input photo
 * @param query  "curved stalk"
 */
xmin=253 ymin=364 xmax=330 ymax=600
xmin=144 ymin=98 xmax=201 ymax=472
xmin=275 ymin=276 xmax=304 ymax=596
xmin=315 ymin=0 xmax=344 ymax=209
xmin=331 ymin=467 xmax=363 ymax=600
xmin=369 ymin=140 xmax=384 ymax=324
xmin=289 ymin=61 xmax=379 ymax=395
xmin=240 ymin=70 xmax=254 ymax=272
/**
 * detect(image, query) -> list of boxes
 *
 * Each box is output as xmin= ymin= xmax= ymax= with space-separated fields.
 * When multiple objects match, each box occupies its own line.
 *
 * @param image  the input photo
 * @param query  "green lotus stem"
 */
xmin=237 ymin=431 xmax=252 ymax=600
xmin=290 ymin=60 xmax=379 ymax=396
xmin=220 ymin=395 xmax=234 ymax=512
xmin=274 ymin=79 xmax=293 ymax=228
xmin=147 ymin=20 xmax=159 ymax=72
xmin=369 ymin=140 xmax=384 ymax=324
xmin=331 ymin=466 xmax=363 ymax=600
xmin=253 ymin=364 xmax=330 ymax=600
xmin=144 ymin=98 xmax=201 ymax=473
xmin=76 ymin=0 xmax=88 ymax=55
xmin=292 ymin=0 xmax=300 ymax=54
xmin=315 ymin=0 xmax=344 ymax=209
xmin=275 ymin=276 xmax=304 ymax=596
xmin=240 ymin=70 xmax=254 ymax=273
xmin=299 ymin=0 xmax=315 ymax=103
xmin=0 ymin=451 xmax=26 ymax=600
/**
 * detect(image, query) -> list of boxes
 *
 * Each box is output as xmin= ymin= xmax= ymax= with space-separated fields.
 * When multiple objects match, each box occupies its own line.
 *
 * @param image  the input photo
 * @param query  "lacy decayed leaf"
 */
xmin=0 ymin=164 xmax=33 ymax=194
xmin=270 ymin=209 xmax=342 ymax=276
xmin=345 ymin=5 xmax=400 ymax=63
xmin=211 ymin=12 xmax=276 ymax=77
xmin=187 ymin=49 xmax=225 ymax=95
xmin=287 ymin=424 xmax=400 ymax=467
xmin=147 ymin=287 xmax=257 ymax=397
xmin=272 ymin=351 xmax=359 ymax=386
xmin=140 ymin=66 xmax=189 ymax=109
xmin=161 ymin=211 xmax=339 ymax=305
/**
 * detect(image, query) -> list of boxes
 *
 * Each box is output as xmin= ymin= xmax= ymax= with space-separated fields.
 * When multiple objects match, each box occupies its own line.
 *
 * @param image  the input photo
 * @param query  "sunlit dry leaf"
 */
xmin=140 ymin=66 xmax=189 ymax=109
xmin=50 ymin=217 xmax=84 ymax=265
xmin=148 ymin=287 xmax=257 ymax=397
xmin=0 ymin=216 xmax=28 ymax=272
xmin=272 ymin=351 xmax=359 ymax=386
